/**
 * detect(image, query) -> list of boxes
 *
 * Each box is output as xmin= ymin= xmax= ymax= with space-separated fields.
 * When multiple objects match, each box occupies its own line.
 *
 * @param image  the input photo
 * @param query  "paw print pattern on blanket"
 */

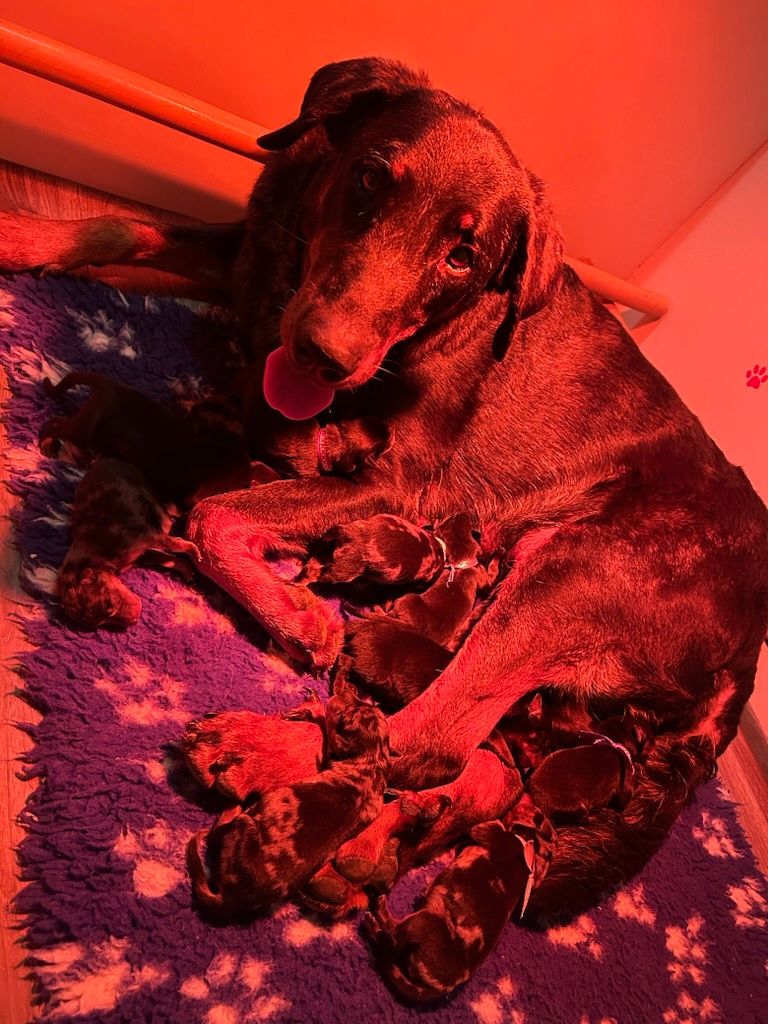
xmin=547 ymin=914 xmax=602 ymax=959
xmin=68 ymin=307 xmax=139 ymax=359
xmin=612 ymin=882 xmax=657 ymax=926
xmin=727 ymin=875 xmax=768 ymax=928
xmin=154 ymin=579 xmax=236 ymax=634
xmin=32 ymin=937 xmax=169 ymax=1018
xmin=692 ymin=810 xmax=742 ymax=858
xmin=470 ymin=976 xmax=526 ymax=1024
xmin=665 ymin=914 xmax=710 ymax=986
xmin=662 ymin=990 xmax=722 ymax=1024
xmin=278 ymin=904 xmax=355 ymax=948
xmin=94 ymin=656 xmax=189 ymax=726
xmin=113 ymin=818 xmax=192 ymax=898
xmin=179 ymin=951 xmax=291 ymax=1023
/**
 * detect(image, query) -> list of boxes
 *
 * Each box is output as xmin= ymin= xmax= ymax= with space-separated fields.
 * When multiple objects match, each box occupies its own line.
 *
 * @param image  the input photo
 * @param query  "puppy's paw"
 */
xmin=283 ymin=688 xmax=324 ymax=723
xmin=300 ymin=862 xmax=369 ymax=918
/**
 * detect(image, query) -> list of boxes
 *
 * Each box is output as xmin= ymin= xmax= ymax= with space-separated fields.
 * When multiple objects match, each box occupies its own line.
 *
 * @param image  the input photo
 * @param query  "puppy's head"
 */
xmin=433 ymin=512 xmax=481 ymax=566
xmin=367 ymin=901 xmax=470 ymax=1003
xmin=260 ymin=57 xmax=564 ymax=387
xmin=187 ymin=809 xmax=274 ymax=918
xmin=326 ymin=663 xmax=390 ymax=763
xmin=59 ymin=567 xmax=142 ymax=628
xmin=324 ymin=418 xmax=392 ymax=474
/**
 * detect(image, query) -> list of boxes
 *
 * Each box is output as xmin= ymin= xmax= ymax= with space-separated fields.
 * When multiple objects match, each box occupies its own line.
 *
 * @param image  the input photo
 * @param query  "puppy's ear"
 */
xmin=258 ymin=57 xmax=429 ymax=151
xmin=468 ymin=820 xmax=505 ymax=846
xmin=491 ymin=172 xmax=564 ymax=360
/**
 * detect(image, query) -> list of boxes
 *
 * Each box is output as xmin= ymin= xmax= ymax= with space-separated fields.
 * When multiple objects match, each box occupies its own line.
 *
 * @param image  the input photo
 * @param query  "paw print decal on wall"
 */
xmin=746 ymin=365 xmax=768 ymax=388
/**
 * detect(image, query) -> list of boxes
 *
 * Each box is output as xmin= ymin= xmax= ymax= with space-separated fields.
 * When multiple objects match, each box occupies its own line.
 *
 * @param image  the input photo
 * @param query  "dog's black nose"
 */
xmin=294 ymin=336 xmax=352 ymax=384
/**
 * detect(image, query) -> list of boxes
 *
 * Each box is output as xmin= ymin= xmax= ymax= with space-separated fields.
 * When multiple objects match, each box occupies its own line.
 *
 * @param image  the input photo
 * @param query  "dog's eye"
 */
xmin=446 ymin=246 xmax=474 ymax=272
xmin=357 ymin=166 xmax=381 ymax=196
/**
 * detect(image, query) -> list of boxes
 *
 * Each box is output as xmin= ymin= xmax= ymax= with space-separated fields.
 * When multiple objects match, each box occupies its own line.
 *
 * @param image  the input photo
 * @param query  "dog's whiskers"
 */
xmin=274 ymin=221 xmax=307 ymax=245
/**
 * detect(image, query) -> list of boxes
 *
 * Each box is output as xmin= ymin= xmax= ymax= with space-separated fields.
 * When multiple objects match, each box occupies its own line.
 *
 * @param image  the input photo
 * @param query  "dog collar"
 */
xmin=515 ymin=833 xmax=536 ymax=920
xmin=579 ymin=730 xmax=635 ymax=775
xmin=315 ymin=425 xmax=334 ymax=473
xmin=433 ymin=535 xmax=479 ymax=583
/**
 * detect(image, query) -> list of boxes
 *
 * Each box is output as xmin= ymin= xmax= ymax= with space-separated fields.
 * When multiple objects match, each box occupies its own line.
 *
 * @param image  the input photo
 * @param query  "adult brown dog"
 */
xmin=2 ymin=58 xmax=767 ymax=918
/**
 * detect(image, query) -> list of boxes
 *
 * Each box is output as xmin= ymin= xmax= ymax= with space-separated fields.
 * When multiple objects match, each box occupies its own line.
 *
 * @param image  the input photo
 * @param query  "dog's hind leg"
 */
xmin=0 ymin=212 xmax=242 ymax=289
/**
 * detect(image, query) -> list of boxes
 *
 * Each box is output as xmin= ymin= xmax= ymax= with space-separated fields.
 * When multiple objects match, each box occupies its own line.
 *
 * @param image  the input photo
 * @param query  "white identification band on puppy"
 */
xmin=515 ymin=832 xmax=536 ymax=920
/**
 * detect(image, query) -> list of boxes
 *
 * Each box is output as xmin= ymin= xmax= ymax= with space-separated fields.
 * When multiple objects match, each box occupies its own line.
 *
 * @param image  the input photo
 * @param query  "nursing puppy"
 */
xmin=310 ymin=513 xmax=446 ymax=586
xmin=526 ymin=739 xmax=633 ymax=820
xmin=187 ymin=671 xmax=390 ymax=916
xmin=366 ymin=794 xmax=553 ymax=1002
xmin=57 ymin=457 xmax=199 ymax=628
xmin=343 ymin=513 xmax=492 ymax=707
xmin=41 ymin=372 xmax=252 ymax=509
xmin=261 ymin=416 xmax=392 ymax=477
xmin=303 ymin=743 xmax=522 ymax=913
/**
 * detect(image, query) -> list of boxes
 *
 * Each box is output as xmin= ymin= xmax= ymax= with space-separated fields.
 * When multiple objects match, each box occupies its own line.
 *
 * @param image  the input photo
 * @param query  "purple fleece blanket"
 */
xmin=1 ymin=272 xmax=767 ymax=1024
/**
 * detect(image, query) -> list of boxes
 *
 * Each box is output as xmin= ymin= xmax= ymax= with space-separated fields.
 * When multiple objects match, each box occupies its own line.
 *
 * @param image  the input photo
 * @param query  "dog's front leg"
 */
xmin=187 ymin=477 xmax=391 ymax=667
xmin=387 ymin=571 xmax=550 ymax=788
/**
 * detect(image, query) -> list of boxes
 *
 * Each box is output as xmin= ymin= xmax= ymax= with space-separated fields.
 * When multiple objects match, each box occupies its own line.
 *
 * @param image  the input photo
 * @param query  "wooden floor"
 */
xmin=0 ymin=159 xmax=212 ymax=1024
xmin=1 ymin=159 xmax=767 ymax=1024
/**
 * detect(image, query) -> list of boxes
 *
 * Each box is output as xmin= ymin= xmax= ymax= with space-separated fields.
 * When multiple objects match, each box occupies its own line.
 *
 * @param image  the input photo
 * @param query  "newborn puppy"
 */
xmin=526 ymin=735 xmax=635 ymax=820
xmin=383 ymin=513 xmax=489 ymax=647
xmin=366 ymin=819 xmax=532 ymax=1003
xmin=57 ymin=457 xmax=199 ymax=628
xmin=499 ymin=692 xmax=599 ymax=775
xmin=187 ymin=671 xmax=390 ymax=917
xmin=262 ymin=417 xmax=392 ymax=477
xmin=500 ymin=693 xmax=645 ymax=783
xmin=343 ymin=514 xmax=492 ymax=707
xmin=343 ymin=619 xmax=451 ymax=709
xmin=309 ymin=514 xmax=446 ymax=586
xmin=40 ymin=373 xmax=251 ymax=508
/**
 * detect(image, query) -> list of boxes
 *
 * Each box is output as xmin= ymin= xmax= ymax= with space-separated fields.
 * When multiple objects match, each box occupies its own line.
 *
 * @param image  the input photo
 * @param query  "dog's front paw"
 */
xmin=283 ymin=592 xmax=344 ymax=669
xmin=181 ymin=711 xmax=323 ymax=799
xmin=263 ymin=581 xmax=343 ymax=669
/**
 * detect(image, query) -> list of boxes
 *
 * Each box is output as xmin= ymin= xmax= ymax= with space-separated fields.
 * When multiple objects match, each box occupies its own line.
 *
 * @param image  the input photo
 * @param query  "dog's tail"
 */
xmin=526 ymin=664 xmax=751 ymax=922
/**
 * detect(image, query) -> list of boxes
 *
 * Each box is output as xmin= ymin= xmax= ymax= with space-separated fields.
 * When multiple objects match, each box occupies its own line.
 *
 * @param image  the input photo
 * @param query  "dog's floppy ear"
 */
xmin=491 ymin=172 xmax=564 ymax=360
xmin=258 ymin=57 xmax=429 ymax=151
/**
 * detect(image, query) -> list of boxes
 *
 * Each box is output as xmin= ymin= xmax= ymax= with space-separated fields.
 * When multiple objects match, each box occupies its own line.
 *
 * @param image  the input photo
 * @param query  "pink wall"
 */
xmin=1 ymin=0 xmax=767 ymax=274
xmin=635 ymin=144 xmax=768 ymax=730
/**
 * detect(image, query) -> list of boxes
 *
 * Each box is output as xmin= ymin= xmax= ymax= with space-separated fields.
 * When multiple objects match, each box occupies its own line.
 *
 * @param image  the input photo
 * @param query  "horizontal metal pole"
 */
xmin=0 ymin=16 xmax=270 ymax=161
xmin=566 ymin=257 xmax=668 ymax=321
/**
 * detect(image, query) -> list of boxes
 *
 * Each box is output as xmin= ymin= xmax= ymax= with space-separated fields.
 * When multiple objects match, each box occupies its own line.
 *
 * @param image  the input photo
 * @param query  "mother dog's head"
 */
xmin=259 ymin=57 xmax=563 ymax=387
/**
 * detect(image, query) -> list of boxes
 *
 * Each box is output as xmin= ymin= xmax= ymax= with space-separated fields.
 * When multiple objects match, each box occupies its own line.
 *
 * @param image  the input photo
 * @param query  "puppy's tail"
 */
xmin=526 ymin=664 xmax=752 ymax=923
xmin=44 ymin=370 xmax=110 ymax=400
